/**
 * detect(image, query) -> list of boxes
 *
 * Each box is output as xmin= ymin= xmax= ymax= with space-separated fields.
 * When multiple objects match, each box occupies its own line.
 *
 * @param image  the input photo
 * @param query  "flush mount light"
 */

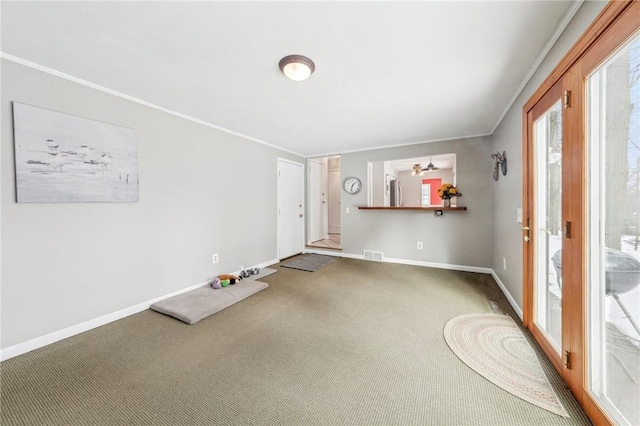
xmin=279 ymin=55 xmax=315 ymax=81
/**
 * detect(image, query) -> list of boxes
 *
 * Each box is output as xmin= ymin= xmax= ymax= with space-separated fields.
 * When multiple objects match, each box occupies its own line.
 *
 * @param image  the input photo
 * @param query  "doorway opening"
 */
xmin=307 ymin=155 xmax=341 ymax=250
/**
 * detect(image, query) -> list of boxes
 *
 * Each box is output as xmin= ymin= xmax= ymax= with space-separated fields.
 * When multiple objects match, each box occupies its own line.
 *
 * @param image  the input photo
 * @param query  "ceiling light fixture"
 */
xmin=412 ymin=158 xmax=440 ymax=177
xmin=279 ymin=55 xmax=315 ymax=81
xmin=424 ymin=157 xmax=439 ymax=172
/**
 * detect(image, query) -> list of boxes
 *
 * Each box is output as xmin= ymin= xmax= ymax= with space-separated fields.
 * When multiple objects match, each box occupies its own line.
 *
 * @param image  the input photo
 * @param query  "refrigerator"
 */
xmin=390 ymin=179 xmax=403 ymax=207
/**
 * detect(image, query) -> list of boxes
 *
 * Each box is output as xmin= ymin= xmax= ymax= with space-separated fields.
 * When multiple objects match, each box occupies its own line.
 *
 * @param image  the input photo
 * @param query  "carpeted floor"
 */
xmin=0 ymin=257 xmax=591 ymax=425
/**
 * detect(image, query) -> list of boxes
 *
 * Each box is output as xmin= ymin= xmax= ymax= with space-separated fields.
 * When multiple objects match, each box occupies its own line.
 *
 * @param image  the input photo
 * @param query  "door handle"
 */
xmin=521 ymin=225 xmax=530 ymax=243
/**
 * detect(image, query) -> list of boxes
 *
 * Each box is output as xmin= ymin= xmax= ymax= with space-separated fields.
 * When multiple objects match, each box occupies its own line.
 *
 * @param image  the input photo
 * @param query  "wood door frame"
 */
xmin=523 ymin=2 xmax=638 ymax=424
xmin=577 ymin=4 xmax=639 ymax=423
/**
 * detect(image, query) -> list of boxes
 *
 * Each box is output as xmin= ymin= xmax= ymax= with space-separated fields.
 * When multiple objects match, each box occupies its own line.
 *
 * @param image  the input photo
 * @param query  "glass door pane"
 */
xmin=587 ymin=31 xmax=640 ymax=426
xmin=533 ymin=100 xmax=563 ymax=353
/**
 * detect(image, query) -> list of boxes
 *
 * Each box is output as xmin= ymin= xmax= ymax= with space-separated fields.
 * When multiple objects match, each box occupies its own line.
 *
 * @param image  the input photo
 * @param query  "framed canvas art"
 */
xmin=12 ymin=102 xmax=139 ymax=202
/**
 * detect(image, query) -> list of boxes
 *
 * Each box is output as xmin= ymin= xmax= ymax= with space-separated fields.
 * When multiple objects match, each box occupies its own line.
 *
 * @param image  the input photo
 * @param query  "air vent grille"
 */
xmin=363 ymin=250 xmax=383 ymax=262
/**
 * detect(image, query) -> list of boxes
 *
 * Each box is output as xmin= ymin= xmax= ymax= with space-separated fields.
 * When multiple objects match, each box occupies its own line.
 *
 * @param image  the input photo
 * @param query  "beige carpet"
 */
xmin=1 ymin=258 xmax=591 ymax=425
xmin=444 ymin=313 xmax=568 ymax=417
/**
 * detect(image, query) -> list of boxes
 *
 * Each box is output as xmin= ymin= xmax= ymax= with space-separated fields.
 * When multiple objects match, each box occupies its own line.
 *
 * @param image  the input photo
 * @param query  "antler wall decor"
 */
xmin=491 ymin=151 xmax=507 ymax=181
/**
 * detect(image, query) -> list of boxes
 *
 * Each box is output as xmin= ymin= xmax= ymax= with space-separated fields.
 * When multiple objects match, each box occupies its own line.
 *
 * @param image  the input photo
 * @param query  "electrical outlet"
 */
xmin=417 ymin=241 xmax=423 ymax=250
xmin=503 ymin=257 xmax=507 ymax=270
xmin=212 ymin=253 xmax=219 ymax=264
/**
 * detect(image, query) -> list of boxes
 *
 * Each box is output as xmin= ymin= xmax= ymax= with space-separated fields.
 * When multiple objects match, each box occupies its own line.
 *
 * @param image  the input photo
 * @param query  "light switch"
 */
xmin=346 ymin=207 xmax=350 ymax=214
xmin=516 ymin=208 xmax=523 ymax=223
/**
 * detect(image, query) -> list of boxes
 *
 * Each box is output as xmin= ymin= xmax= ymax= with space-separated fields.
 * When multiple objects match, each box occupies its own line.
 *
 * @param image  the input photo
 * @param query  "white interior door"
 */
xmin=277 ymin=158 xmax=304 ymax=260
xmin=328 ymin=169 xmax=341 ymax=234
xmin=308 ymin=159 xmax=326 ymax=243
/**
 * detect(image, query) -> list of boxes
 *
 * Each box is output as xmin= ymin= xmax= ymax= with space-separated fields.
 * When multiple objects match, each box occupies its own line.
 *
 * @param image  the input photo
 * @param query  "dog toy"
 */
xmin=219 ymin=274 xmax=242 ymax=284
xmin=211 ymin=277 xmax=222 ymax=289
xmin=211 ymin=274 xmax=242 ymax=289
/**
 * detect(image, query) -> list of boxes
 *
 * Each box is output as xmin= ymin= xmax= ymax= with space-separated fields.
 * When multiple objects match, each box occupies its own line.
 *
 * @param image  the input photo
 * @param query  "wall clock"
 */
xmin=343 ymin=177 xmax=362 ymax=194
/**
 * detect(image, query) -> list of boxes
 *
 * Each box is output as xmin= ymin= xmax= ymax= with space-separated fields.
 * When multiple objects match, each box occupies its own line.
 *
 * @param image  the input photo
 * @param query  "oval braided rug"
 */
xmin=444 ymin=313 xmax=568 ymax=417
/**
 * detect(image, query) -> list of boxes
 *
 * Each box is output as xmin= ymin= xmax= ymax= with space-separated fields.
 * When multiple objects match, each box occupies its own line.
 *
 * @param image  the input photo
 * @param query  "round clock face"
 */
xmin=343 ymin=177 xmax=362 ymax=194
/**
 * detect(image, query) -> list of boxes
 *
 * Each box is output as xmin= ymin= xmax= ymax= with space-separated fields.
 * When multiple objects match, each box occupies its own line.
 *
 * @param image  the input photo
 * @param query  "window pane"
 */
xmin=421 ymin=184 xmax=431 ymax=207
xmin=587 ymin=31 xmax=640 ymax=426
xmin=533 ymin=100 xmax=563 ymax=352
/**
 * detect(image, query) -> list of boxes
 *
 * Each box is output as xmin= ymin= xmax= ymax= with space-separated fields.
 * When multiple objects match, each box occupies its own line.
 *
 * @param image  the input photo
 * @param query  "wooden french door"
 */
xmin=524 ymin=73 xmax=584 ymax=393
xmin=524 ymin=2 xmax=639 ymax=424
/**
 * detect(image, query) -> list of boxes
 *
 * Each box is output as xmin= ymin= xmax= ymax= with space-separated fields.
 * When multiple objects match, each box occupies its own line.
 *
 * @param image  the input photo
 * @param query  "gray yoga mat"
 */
xmin=281 ymin=254 xmax=339 ymax=272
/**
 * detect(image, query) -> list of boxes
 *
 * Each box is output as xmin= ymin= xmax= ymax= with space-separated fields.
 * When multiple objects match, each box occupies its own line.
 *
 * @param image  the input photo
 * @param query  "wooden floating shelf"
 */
xmin=358 ymin=206 xmax=467 ymax=211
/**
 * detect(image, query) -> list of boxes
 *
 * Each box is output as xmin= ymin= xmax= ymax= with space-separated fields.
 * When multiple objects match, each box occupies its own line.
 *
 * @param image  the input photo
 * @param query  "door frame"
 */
xmin=522 ymin=2 xmax=638 ymax=424
xmin=305 ymin=157 xmax=327 ymax=244
xmin=307 ymin=158 xmax=328 ymax=244
xmin=327 ymin=168 xmax=341 ymax=235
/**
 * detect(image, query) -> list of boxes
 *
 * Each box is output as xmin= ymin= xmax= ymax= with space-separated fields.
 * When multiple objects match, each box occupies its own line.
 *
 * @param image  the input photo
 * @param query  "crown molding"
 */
xmin=0 ymin=52 xmax=306 ymax=158
xmin=490 ymin=0 xmax=584 ymax=135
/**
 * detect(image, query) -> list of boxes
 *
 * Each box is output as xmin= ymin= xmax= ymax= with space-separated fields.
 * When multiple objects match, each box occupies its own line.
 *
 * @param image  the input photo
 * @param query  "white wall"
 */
xmin=0 ymin=60 xmax=303 ymax=350
xmin=490 ymin=1 xmax=607 ymax=308
xmin=371 ymin=161 xmax=384 ymax=207
xmin=340 ymin=136 xmax=493 ymax=268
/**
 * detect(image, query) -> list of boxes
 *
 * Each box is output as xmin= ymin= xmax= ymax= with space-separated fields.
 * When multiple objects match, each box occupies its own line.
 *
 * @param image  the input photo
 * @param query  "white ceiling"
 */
xmin=1 ymin=1 xmax=578 ymax=157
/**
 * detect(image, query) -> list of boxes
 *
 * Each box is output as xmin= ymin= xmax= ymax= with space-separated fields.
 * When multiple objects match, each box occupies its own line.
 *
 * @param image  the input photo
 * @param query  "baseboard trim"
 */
xmin=250 ymin=258 xmax=280 ymax=271
xmin=383 ymin=257 xmax=492 ymax=274
xmin=303 ymin=250 xmax=521 ymax=317
xmin=0 ymin=259 xmax=280 ymax=361
xmin=302 ymin=249 xmax=491 ymax=274
xmin=1 ymin=257 xmax=517 ymax=361
xmin=0 ymin=279 xmax=209 ymax=361
xmin=490 ymin=269 xmax=523 ymax=320
xmin=303 ymin=248 xmax=363 ymax=259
